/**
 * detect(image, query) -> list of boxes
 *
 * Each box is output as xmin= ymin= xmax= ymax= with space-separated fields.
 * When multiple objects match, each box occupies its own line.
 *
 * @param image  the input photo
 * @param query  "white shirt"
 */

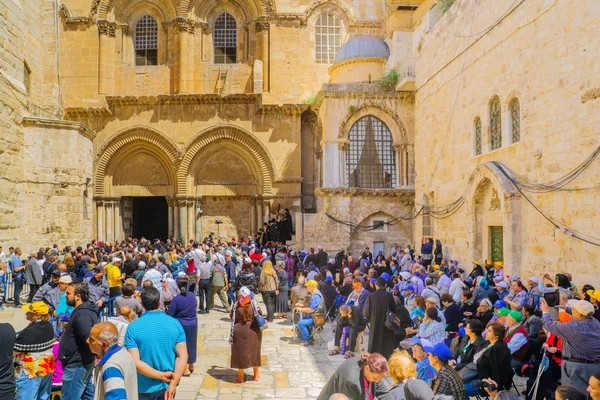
xmin=449 ymin=278 xmax=465 ymax=303
xmin=189 ymin=248 xmax=205 ymax=268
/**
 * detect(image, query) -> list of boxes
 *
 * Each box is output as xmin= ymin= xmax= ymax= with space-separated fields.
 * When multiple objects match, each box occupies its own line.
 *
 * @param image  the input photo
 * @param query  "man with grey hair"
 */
xmin=87 ymin=322 xmax=138 ymax=400
xmin=108 ymin=306 xmax=135 ymax=346
xmin=196 ymin=251 xmax=212 ymax=314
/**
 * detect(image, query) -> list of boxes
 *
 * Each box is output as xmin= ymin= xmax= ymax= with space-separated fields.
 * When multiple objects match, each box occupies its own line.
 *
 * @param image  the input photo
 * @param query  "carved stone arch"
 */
xmin=94 ymin=126 xmax=181 ymax=196
xmin=178 ymin=125 xmax=276 ymax=195
xmin=188 ymin=0 xmax=263 ymax=21
xmin=464 ymin=162 xmax=522 ymax=277
xmin=95 ymin=0 xmax=177 ymax=21
xmin=117 ymin=1 xmax=177 ymax=25
xmin=339 ymin=104 xmax=409 ymax=145
xmin=303 ymin=0 xmax=357 ymax=26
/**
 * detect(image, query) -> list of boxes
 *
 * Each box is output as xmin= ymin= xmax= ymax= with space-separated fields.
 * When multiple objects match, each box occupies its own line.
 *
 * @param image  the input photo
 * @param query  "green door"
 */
xmin=490 ymin=226 xmax=503 ymax=263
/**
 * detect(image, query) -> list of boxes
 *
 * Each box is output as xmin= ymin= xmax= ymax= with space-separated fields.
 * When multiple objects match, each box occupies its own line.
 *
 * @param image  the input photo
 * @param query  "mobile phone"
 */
xmin=544 ymin=291 xmax=560 ymax=307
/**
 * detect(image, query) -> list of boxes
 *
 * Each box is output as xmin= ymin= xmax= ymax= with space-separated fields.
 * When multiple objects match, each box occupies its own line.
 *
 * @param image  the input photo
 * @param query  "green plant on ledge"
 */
xmin=440 ymin=0 xmax=456 ymax=14
xmin=376 ymin=69 xmax=399 ymax=86
xmin=303 ymin=93 xmax=317 ymax=105
xmin=349 ymin=105 xmax=356 ymax=115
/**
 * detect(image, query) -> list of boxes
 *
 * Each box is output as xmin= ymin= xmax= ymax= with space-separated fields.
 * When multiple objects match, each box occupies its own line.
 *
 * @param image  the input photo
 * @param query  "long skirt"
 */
xmin=276 ymin=290 xmax=289 ymax=313
xmin=181 ymin=322 xmax=198 ymax=364
xmin=231 ymin=322 xmax=262 ymax=369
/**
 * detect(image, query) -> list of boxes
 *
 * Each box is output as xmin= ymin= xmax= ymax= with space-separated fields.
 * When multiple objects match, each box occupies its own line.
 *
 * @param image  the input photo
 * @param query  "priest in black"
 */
xmin=278 ymin=209 xmax=294 ymax=244
xmin=364 ymin=278 xmax=398 ymax=359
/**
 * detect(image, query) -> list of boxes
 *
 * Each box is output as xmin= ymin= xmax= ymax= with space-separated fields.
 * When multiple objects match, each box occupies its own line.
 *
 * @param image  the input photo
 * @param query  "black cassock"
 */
xmin=279 ymin=213 xmax=294 ymax=243
xmin=364 ymin=289 xmax=398 ymax=359
xmin=269 ymin=223 xmax=280 ymax=243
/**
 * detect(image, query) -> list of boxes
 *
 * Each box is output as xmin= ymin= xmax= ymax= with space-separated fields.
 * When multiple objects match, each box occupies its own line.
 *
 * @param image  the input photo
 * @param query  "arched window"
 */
xmin=135 ymin=15 xmax=158 ymax=66
xmin=474 ymin=117 xmax=482 ymax=155
xmin=509 ymin=98 xmax=521 ymax=143
xmin=489 ymin=96 xmax=502 ymax=150
xmin=315 ymin=13 xmax=341 ymax=64
xmin=214 ymin=13 xmax=237 ymax=64
xmin=347 ymin=116 xmax=396 ymax=188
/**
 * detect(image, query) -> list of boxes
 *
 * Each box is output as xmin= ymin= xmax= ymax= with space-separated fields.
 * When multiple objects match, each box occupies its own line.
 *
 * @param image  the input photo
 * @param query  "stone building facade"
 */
xmin=0 ymin=0 xmax=599 ymax=285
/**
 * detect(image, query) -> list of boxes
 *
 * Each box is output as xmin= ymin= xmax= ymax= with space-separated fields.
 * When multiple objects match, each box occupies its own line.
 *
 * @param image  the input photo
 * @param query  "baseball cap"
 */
xmin=22 ymin=302 xmax=50 ymax=315
xmin=472 ymin=261 xmax=481 ymax=266
xmin=572 ymin=300 xmax=595 ymax=316
xmin=112 ymin=257 xmax=122 ymax=263
xmin=305 ymin=280 xmax=318 ymax=288
xmin=494 ymin=307 xmax=511 ymax=317
xmin=508 ymin=310 xmax=523 ymax=322
xmin=528 ymin=276 xmax=540 ymax=284
xmin=59 ymin=275 xmax=73 ymax=284
xmin=496 ymin=281 xmax=508 ymax=289
xmin=381 ymin=273 xmax=391 ymax=281
xmin=404 ymin=285 xmax=415 ymax=292
xmin=423 ymin=343 xmax=453 ymax=361
xmin=493 ymin=300 xmax=507 ymax=309
xmin=93 ymin=265 xmax=104 ymax=272
xmin=343 ymin=268 xmax=350 ymax=273
xmin=425 ymin=296 xmax=439 ymax=304
xmin=399 ymin=271 xmax=410 ymax=280
xmin=325 ymin=276 xmax=333 ymax=283
xmin=410 ymin=337 xmax=432 ymax=348
xmin=51 ymin=270 xmax=62 ymax=278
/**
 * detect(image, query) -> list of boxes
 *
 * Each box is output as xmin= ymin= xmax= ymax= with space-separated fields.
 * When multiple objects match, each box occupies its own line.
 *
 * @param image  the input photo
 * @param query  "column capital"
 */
xmin=254 ymin=16 xmax=270 ymax=32
xmin=98 ymin=19 xmax=116 ymax=37
xmin=392 ymin=143 xmax=407 ymax=151
xmin=173 ymin=17 xmax=196 ymax=34
xmin=117 ymin=23 xmax=128 ymax=36
xmin=338 ymin=139 xmax=350 ymax=151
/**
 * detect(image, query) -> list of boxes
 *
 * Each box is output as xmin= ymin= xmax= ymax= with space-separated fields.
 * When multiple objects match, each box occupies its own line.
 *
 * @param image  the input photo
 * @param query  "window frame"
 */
xmin=509 ymin=98 xmax=521 ymax=144
xmin=134 ymin=15 xmax=159 ymax=66
xmin=489 ymin=96 xmax=502 ymax=151
xmin=346 ymin=115 xmax=397 ymax=189
xmin=315 ymin=12 xmax=341 ymax=64
xmin=214 ymin=12 xmax=237 ymax=64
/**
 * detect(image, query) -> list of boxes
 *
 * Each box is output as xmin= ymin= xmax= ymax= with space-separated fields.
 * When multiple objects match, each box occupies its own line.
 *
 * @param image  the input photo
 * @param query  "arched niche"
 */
xmin=349 ymin=211 xmax=411 ymax=256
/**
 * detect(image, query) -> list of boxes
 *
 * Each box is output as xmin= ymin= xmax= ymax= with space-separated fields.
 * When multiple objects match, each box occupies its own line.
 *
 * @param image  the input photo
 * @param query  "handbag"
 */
xmin=458 ymin=362 xmax=478 ymax=381
xmin=312 ymin=312 xmax=327 ymax=327
xmin=253 ymin=301 xmax=268 ymax=330
xmin=384 ymin=292 xmax=401 ymax=332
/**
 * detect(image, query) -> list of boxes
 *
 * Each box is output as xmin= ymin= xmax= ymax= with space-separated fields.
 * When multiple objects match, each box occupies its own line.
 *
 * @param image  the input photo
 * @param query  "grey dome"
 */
xmin=334 ymin=35 xmax=390 ymax=64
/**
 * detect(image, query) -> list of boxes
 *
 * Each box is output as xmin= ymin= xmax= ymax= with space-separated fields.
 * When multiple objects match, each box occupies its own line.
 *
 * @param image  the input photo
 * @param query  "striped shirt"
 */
xmin=93 ymin=345 xmax=138 ymax=400
xmin=142 ymin=268 xmax=162 ymax=289
xmin=542 ymin=313 xmax=600 ymax=361
xmin=124 ymin=310 xmax=186 ymax=393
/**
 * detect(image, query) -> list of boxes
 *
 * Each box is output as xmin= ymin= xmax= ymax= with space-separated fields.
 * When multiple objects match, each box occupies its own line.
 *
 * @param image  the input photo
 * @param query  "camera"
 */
xmin=472 ymin=380 xmax=497 ymax=391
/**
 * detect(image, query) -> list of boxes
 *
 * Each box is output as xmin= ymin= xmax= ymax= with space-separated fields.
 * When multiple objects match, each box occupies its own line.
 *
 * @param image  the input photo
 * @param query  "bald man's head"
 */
xmin=87 ymin=322 xmax=119 ymax=358
xmin=119 ymin=305 xmax=134 ymax=322
xmin=329 ymin=395 xmax=350 ymax=400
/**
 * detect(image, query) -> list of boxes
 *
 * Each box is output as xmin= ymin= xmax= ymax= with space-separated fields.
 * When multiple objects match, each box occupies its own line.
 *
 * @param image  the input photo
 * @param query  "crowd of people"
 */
xmin=0 ymin=234 xmax=599 ymax=400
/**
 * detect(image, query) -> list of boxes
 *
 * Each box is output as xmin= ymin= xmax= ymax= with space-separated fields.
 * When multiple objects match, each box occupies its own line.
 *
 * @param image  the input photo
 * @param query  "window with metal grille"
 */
xmin=135 ymin=15 xmax=158 ymax=66
xmin=474 ymin=117 xmax=482 ymax=155
xmin=214 ymin=13 xmax=237 ymax=64
xmin=347 ymin=116 xmax=396 ymax=189
xmin=372 ymin=220 xmax=386 ymax=232
xmin=422 ymin=206 xmax=432 ymax=237
xmin=490 ymin=96 xmax=502 ymax=150
xmin=509 ymin=98 xmax=520 ymax=144
xmin=315 ymin=13 xmax=341 ymax=64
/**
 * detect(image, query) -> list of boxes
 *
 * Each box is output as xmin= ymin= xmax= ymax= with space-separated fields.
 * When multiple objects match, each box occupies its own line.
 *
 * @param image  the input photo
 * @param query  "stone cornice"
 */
xmin=59 ymin=4 xmax=92 ymax=25
xmin=274 ymin=176 xmax=303 ymax=184
xmin=106 ymin=94 xmax=261 ymax=107
xmin=316 ymin=187 xmax=415 ymax=201
xmin=256 ymin=104 xmax=307 ymax=116
xmin=22 ymin=117 xmax=96 ymax=141
xmin=327 ymin=57 xmax=387 ymax=75
xmin=311 ymin=87 xmax=413 ymax=112
xmin=63 ymin=107 xmax=113 ymax=118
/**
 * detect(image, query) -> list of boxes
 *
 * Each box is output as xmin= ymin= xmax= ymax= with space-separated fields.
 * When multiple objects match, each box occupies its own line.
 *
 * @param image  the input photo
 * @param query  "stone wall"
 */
xmin=0 ymin=0 xmax=94 ymax=251
xmin=413 ymin=0 xmax=600 ymax=285
xmin=200 ymin=197 xmax=254 ymax=240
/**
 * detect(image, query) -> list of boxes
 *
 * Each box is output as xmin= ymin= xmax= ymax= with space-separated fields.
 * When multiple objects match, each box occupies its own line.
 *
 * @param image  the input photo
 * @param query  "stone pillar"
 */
xmin=256 ymin=17 xmax=270 ymax=92
xmin=187 ymin=200 xmax=195 ymax=243
xmin=106 ymin=200 xmax=114 ymax=243
xmin=173 ymin=199 xmax=179 ymax=241
xmin=175 ymin=19 xmax=193 ymax=93
xmin=338 ymin=141 xmax=349 ymax=187
xmin=96 ymin=199 xmax=105 ymax=241
xmin=114 ymin=199 xmax=122 ymax=241
xmin=179 ymin=200 xmax=187 ymax=242
xmin=263 ymin=200 xmax=271 ymax=222
xmin=406 ymin=144 xmax=414 ymax=187
xmin=167 ymin=198 xmax=174 ymax=238
xmin=107 ymin=25 xmax=116 ymax=94
xmin=393 ymin=143 xmax=404 ymax=187
xmin=250 ymin=197 xmax=257 ymax=234
xmin=195 ymin=198 xmax=202 ymax=242
xmin=97 ymin=20 xmax=111 ymax=95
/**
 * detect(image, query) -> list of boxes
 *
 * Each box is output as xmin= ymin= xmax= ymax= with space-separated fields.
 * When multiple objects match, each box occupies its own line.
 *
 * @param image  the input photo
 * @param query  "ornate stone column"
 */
xmin=255 ymin=17 xmax=270 ymax=92
xmin=173 ymin=199 xmax=180 ymax=240
xmin=187 ymin=199 xmax=195 ymax=243
xmin=393 ymin=143 xmax=405 ymax=187
xmin=97 ymin=20 xmax=112 ymax=95
xmin=96 ymin=199 xmax=105 ymax=241
xmin=105 ymin=199 xmax=114 ymax=243
xmin=114 ymin=199 xmax=122 ymax=241
xmin=263 ymin=199 xmax=271 ymax=222
xmin=167 ymin=197 xmax=175 ymax=238
xmin=338 ymin=140 xmax=349 ymax=187
xmin=179 ymin=199 xmax=187 ymax=242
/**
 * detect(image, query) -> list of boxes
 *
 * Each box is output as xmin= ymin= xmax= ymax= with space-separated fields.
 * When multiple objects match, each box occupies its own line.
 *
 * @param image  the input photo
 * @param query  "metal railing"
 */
xmin=0 ymin=274 xmax=30 ymax=305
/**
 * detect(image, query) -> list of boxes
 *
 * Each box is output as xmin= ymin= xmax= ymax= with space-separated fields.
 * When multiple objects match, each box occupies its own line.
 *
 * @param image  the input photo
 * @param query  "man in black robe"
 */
xmin=364 ymin=277 xmax=398 ymax=359
xmin=278 ymin=209 xmax=294 ymax=244
xmin=268 ymin=219 xmax=280 ymax=243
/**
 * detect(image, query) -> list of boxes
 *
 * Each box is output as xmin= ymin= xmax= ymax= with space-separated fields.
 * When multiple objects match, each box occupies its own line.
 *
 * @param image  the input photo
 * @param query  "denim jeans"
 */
xmin=261 ymin=291 xmax=276 ymax=322
xmin=13 ymin=278 xmax=23 ymax=306
xmin=139 ymin=389 xmax=166 ymax=400
xmin=287 ymin=277 xmax=293 ymax=289
xmin=198 ymin=279 xmax=211 ymax=312
xmin=297 ymin=316 xmax=315 ymax=343
xmin=61 ymin=364 xmax=94 ymax=400
xmin=226 ymin=287 xmax=235 ymax=305
xmin=15 ymin=370 xmax=52 ymax=400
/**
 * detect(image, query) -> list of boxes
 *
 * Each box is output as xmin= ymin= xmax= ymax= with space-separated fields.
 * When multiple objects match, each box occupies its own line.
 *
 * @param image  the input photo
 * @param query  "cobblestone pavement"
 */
xmin=176 ymin=301 xmax=342 ymax=400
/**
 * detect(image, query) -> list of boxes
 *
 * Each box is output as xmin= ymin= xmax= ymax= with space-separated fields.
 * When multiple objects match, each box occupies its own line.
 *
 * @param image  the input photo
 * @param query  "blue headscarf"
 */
xmin=477 ymin=276 xmax=490 ymax=290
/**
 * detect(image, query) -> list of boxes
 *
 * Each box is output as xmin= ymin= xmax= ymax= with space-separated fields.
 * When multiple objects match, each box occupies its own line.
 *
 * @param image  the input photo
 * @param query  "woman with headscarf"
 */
xmin=472 ymin=277 xmax=493 ymax=304
xmin=473 ymin=298 xmax=494 ymax=326
xmin=229 ymin=287 xmax=262 ymax=383
xmin=317 ymin=353 xmax=389 ymax=400
xmin=166 ymin=277 xmax=198 ymax=376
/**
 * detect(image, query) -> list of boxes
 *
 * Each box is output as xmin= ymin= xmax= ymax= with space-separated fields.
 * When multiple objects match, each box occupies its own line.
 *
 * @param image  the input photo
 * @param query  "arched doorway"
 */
xmin=94 ymin=128 xmax=179 ymax=242
xmin=465 ymin=162 xmax=522 ymax=278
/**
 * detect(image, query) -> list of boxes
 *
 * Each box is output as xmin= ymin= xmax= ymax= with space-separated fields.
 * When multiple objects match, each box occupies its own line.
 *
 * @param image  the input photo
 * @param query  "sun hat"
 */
xmin=22 ymin=302 xmax=50 ymax=315
xmin=58 ymin=275 xmax=72 ymax=284
xmin=572 ymin=300 xmax=595 ymax=316
xmin=305 ymin=280 xmax=318 ymax=288
xmin=586 ymin=290 xmax=600 ymax=302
